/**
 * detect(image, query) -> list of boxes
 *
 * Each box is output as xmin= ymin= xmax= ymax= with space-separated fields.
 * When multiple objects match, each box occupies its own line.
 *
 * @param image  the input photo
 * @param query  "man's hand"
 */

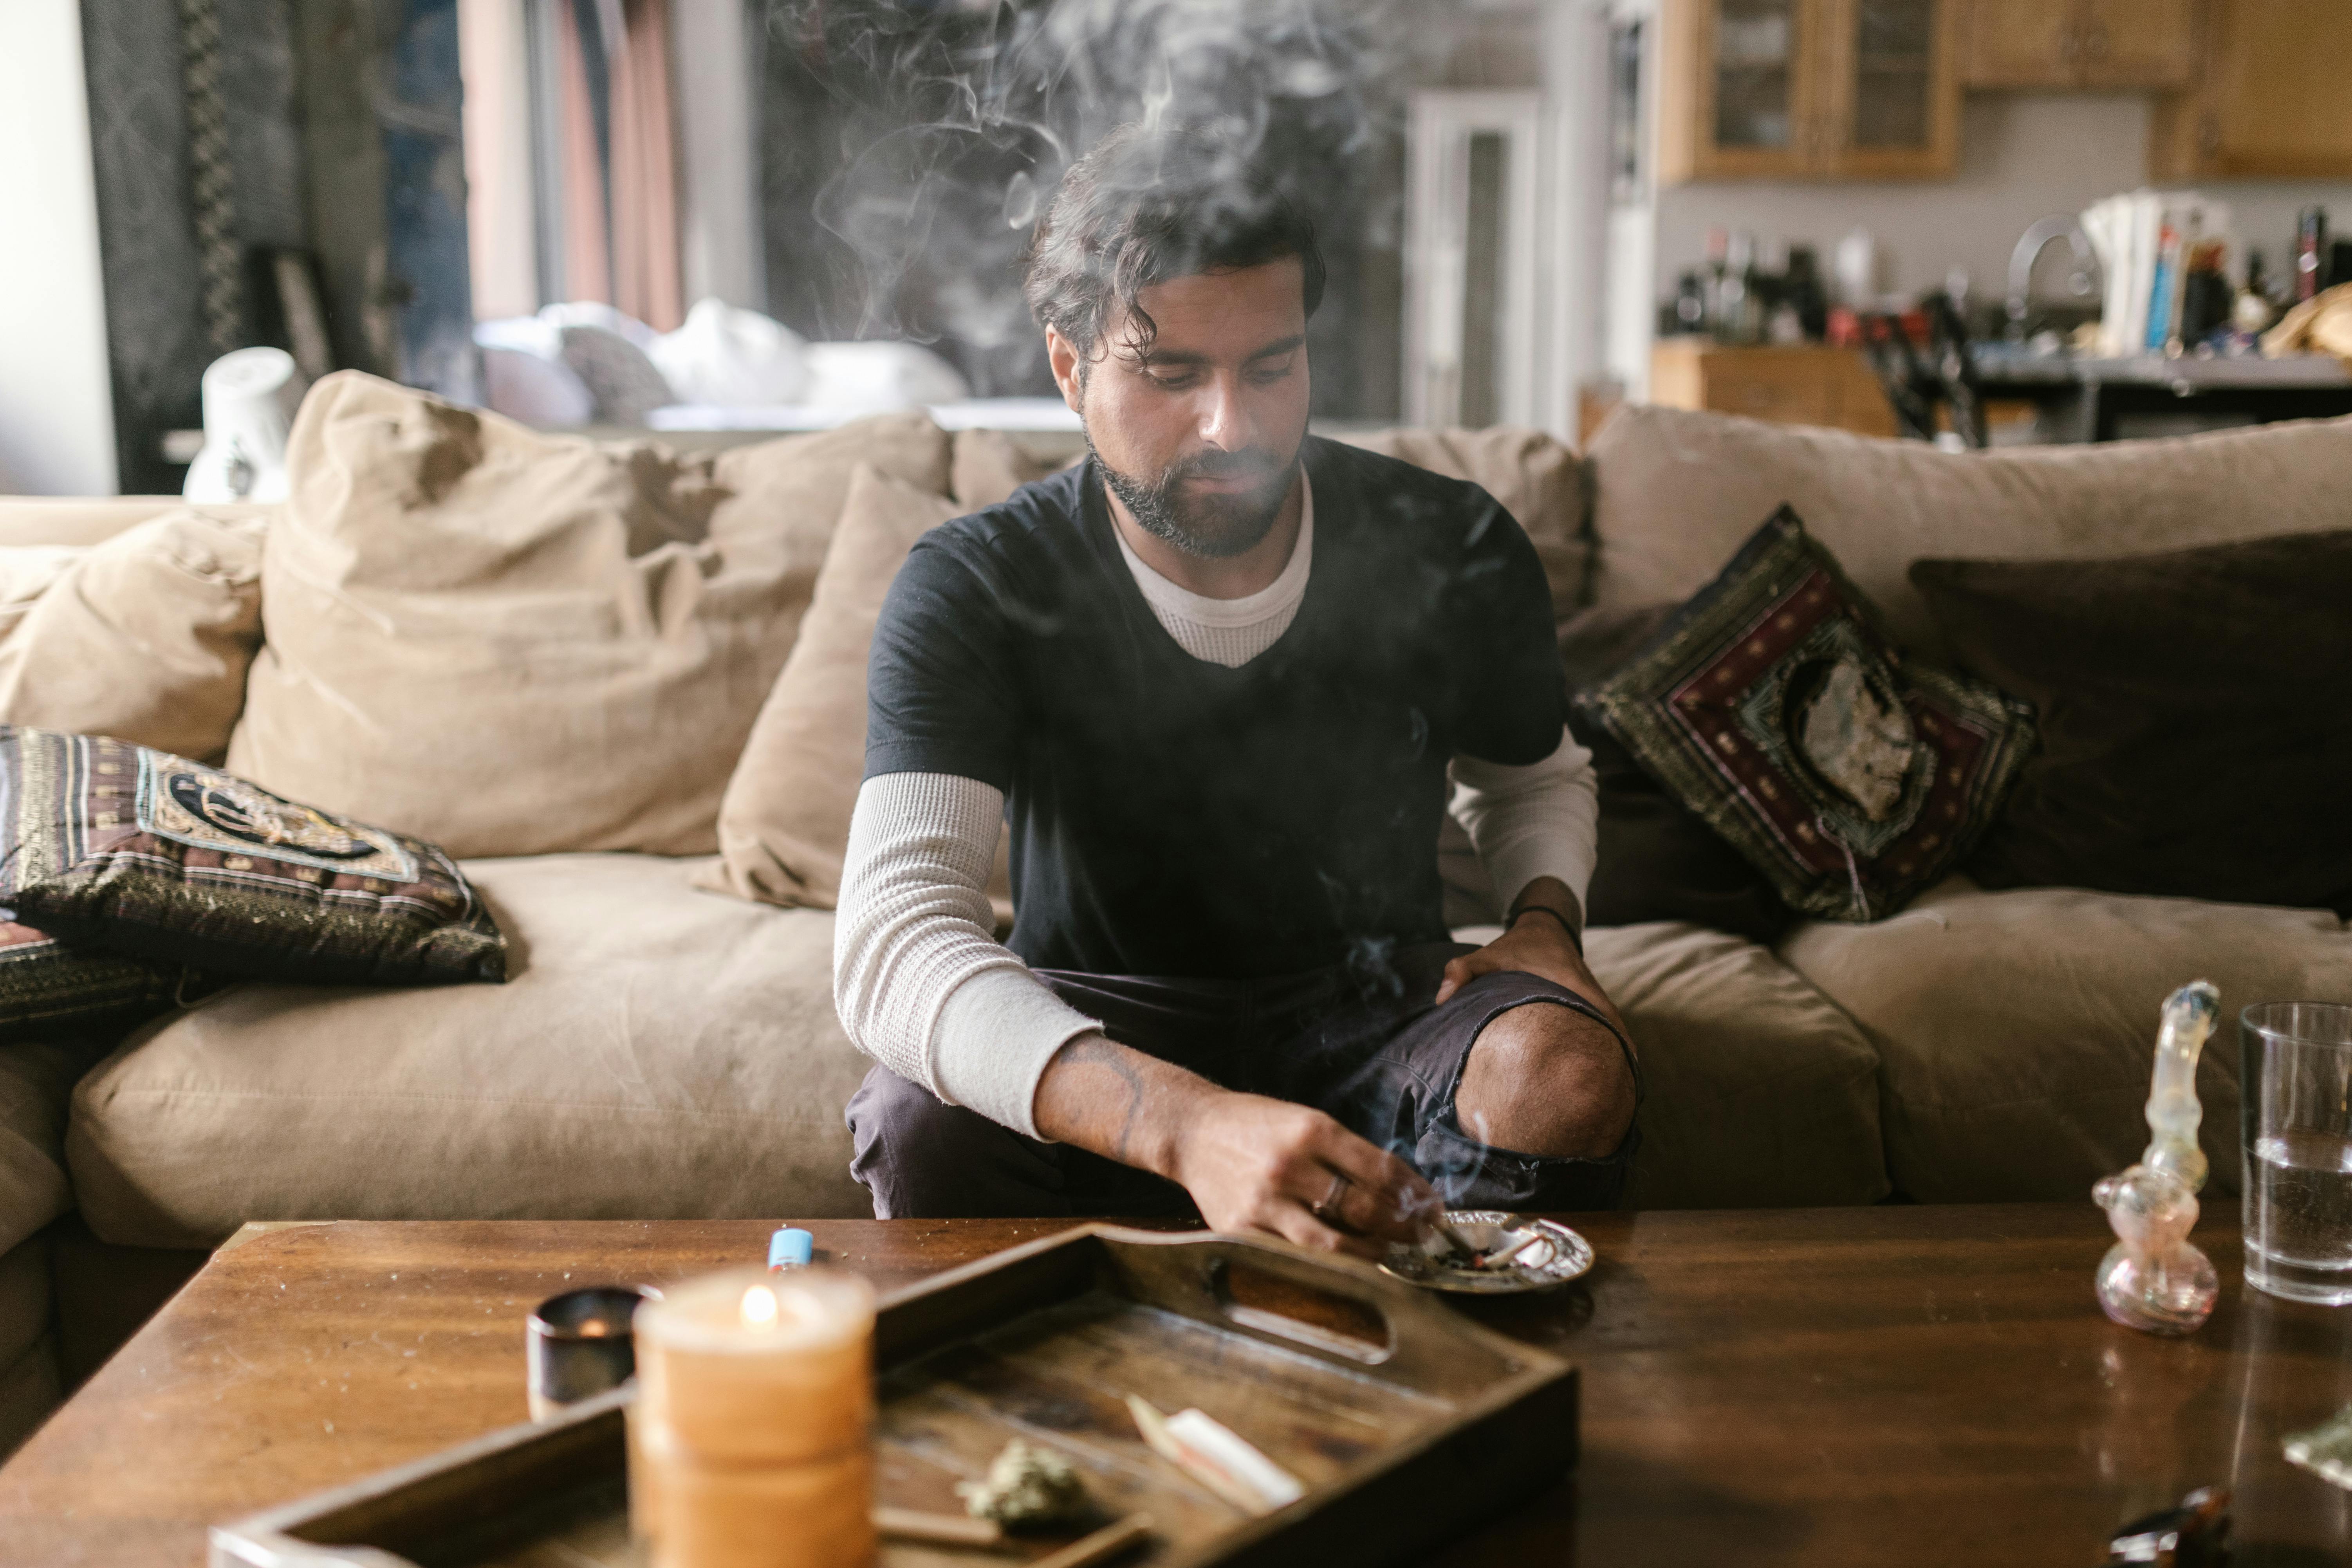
xmin=1433 ymin=877 xmax=1627 ymax=1036
xmin=1032 ymin=1035 xmax=1435 ymax=1258
xmin=1167 ymin=1093 xmax=1435 ymax=1258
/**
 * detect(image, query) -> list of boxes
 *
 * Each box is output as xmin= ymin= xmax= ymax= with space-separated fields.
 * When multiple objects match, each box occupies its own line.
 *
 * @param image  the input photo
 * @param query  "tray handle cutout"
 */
xmin=1207 ymin=1254 xmax=1396 ymax=1365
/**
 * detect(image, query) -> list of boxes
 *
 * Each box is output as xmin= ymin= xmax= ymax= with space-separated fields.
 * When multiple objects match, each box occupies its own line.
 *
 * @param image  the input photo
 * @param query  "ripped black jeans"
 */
xmin=845 ymin=940 xmax=1642 ymax=1220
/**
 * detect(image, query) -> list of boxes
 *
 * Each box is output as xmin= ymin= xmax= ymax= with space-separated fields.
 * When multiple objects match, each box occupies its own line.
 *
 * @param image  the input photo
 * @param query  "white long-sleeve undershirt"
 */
xmin=831 ymin=491 xmax=1599 ymax=1139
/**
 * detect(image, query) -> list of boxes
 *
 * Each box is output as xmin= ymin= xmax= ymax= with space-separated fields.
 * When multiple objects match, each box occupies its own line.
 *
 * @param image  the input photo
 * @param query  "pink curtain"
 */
xmin=610 ymin=0 xmax=684 ymax=331
xmin=553 ymin=0 xmax=612 ymax=305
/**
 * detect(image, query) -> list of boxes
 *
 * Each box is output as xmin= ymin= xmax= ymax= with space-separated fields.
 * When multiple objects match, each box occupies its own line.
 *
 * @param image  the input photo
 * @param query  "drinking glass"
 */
xmin=2241 ymin=1002 xmax=2352 ymax=1305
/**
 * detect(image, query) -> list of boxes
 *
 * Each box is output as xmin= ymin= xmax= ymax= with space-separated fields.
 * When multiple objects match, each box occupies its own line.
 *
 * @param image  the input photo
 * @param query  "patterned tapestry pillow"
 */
xmin=0 ymin=920 xmax=203 ymax=1042
xmin=0 ymin=728 xmax=507 ymax=985
xmin=1576 ymin=507 xmax=2035 ymax=923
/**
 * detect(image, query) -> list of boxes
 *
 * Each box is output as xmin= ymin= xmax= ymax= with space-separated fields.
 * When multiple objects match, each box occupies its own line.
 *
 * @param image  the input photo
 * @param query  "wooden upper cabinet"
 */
xmin=2081 ymin=0 xmax=2199 ymax=88
xmin=1966 ymin=0 xmax=2197 ymax=90
xmin=2152 ymin=0 xmax=2352 ymax=178
xmin=1659 ymin=0 xmax=1960 ymax=182
xmin=1965 ymin=0 xmax=2081 ymax=88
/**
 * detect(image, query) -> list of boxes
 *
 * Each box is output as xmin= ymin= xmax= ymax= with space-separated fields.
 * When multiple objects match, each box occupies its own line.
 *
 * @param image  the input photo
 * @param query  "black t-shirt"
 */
xmin=864 ymin=436 xmax=1563 ymax=978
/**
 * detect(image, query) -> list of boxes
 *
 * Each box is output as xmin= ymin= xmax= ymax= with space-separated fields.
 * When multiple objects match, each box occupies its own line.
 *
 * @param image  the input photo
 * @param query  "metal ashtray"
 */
xmin=1380 ymin=1211 xmax=1594 ymax=1295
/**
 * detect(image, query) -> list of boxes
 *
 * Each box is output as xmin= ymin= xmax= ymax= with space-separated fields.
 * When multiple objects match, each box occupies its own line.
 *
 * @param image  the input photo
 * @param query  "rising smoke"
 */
xmin=758 ymin=0 xmax=1438 ymax=398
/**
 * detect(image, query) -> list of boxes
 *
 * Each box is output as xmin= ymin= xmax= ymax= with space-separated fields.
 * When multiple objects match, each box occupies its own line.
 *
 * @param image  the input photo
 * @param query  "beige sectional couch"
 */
xmin=2 ymin=403 xmax=2348 ymax=1453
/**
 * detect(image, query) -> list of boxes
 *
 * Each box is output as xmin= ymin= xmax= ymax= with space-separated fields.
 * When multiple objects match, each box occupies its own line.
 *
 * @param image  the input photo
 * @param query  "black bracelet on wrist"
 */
xmin=1508 ymin=903 xmax=1582 ymax=949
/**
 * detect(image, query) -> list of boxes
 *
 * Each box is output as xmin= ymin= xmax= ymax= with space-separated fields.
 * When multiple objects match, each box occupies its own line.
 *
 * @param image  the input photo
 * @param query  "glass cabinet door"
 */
xmin=1713 ymin=0 xmax=1800 ymax=153
xmin=1823 ymin=0 xmax=1961 ymax=177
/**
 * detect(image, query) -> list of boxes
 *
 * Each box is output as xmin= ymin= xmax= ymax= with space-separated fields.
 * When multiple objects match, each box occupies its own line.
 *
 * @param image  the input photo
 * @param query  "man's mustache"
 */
xmin=1165 ymin=451 xmax=1285 ymax=485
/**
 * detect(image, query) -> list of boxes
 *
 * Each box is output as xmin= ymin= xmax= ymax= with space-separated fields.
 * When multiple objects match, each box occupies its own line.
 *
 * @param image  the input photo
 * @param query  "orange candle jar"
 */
xmin=634 ymin=1267 xmax=877 ymax=1568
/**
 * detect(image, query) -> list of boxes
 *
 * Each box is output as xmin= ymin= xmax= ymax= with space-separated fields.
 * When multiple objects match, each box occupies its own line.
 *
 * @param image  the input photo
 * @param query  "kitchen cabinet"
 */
xmin=1648 ymin=341 xmax=1900 ymax=437
xmin=2152 ymin=0 xmax=2352 ymax=179
xmin=1966 ymin=0 xmax=2197 ymax=91
xmin=1658 ymin=0 xmax=1962 ymax=184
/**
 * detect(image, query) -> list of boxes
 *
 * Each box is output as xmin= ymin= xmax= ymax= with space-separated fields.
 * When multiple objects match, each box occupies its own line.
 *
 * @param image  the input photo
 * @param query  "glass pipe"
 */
xmin=2093 ymin=982 xmax=2225 ymax=1335
xmin=2141 ymin=980 xmax=2221 ymax=1193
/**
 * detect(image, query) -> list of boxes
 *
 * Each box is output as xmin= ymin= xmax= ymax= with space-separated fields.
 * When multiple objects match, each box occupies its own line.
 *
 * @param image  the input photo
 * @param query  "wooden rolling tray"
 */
xmin=209 ymin=1225 xmax=1579 ymax=1568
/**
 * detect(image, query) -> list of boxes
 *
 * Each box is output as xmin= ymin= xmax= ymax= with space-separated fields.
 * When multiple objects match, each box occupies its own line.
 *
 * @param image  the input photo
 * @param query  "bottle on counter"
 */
xmin=1785 ymin=245 xmax=1829 ymax=340
xmin=2231 ymin=249 xmax=2276 ymax=336
xmin=2180 ymin=241 xmax=2231 ymax=346
xmin=2295 ymin=206 xmax=2328 ymax=303
xmin=1671 ymin=269 xmax=1708 ymax=335
xmin=1703 ymin=226 xmax=1730 ymax=339
xmin=1719 ymin=231 xmax=1762 ymax=344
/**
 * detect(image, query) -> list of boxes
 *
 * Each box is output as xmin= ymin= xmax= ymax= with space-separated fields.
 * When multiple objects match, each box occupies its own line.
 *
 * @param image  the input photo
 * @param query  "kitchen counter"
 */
xmin=1968 ymin=345 xmax=2352 ymax=439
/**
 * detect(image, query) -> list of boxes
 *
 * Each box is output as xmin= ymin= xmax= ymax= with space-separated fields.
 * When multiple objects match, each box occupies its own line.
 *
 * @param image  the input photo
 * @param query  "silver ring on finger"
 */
xmin=1311 ymin=1170 xmax=1351 ymax=1223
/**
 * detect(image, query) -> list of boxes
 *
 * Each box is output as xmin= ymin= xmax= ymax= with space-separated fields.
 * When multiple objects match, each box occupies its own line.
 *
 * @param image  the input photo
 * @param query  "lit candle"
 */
xmin=634 ymin=1267 xmax=877 ymax=1568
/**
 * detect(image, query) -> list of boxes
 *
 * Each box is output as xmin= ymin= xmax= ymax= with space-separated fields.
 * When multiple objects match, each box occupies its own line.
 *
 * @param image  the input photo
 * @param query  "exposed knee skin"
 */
xmin=1453 ymin=999 xmax=1636 ymax=1160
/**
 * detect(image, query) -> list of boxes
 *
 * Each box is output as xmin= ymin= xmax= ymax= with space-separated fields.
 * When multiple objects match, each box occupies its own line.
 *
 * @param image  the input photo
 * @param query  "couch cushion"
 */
xmin=0 ymin=507 xmax=264 ymax=763
xmin=1912 ymin=531 xmax=2352 ymax=915
xmin=0 ymin=1235 xmax=51 ymax=1386
xmin=67 ymin=852 xmax=872 ymax=1249
xmin=1778 ymin=876 xmax=2352 ymax=1203
xmin=0 ymin=1329 xmax=60 ymax=1461
xmin=0 ymin=1046 xmax=89 ymax=1259
xmin=709 ymin=467 xmax=964 ymax=911
xmin=1585 ymin=406 xmax=2352 ymax=657
xmin=950 ymin=429 xmax=1062 ymax=512
xmin=226 ymin=373 xmax=953 ymax=859
xmin=0 ymin=498 xmax=267 ymax=551
xmin=1561 ymin=922 xmax=1886 ymax=1207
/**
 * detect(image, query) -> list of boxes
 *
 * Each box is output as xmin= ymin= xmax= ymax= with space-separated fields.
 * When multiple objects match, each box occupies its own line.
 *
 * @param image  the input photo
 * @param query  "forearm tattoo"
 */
xmin=1063 ymin=1036 xmax=1146 ymax=1163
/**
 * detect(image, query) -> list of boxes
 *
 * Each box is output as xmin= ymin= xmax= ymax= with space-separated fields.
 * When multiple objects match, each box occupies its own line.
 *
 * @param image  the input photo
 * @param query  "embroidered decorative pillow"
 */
xmin=1576 ymin=507 xmax=2034 ymax=923
xmin=0 ymin=728 xmax=506 ymax=986
xmin=0 ymin=920 xmax=200 ymax=1041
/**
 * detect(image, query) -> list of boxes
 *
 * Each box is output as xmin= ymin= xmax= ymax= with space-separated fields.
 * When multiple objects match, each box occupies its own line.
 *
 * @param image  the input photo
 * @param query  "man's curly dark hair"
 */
xmin=1020 ymin=121 xmax=1327 ymax=371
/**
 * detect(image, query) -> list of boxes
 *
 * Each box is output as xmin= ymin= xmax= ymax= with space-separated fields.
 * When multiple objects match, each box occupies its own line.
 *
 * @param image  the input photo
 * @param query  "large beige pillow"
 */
xmin=707 ymin=465 xmax=1011 ymax=919
xmin=1586 ymin=405 xmax=2352 ymax=656
xmin=226 ymin=372 xmax=951 ymax=858
xmin=0 ymin=509 xmax=265 ymax=761
xmin=949 ymin=428 xmax=1063 ymax=511
xmin=1335 ymin=426 xmax=1588 ymax=613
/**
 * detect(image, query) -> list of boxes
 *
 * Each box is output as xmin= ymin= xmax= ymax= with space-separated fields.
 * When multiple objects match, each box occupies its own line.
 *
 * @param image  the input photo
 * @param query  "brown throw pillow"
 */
xmin=0 ymin=509 xmax=265 ymax=763
xmin=1579 ymin=507 xmax=2036 ymax=923
xmin=0 ymin=921 xmax=199 ymax=1043
xmin=1913 ymin=529 xmax=2352 ymax=914
xmin=708 ymin=466 xmax=1012 ymax=917
xmin=1561 ymin=604 xmax=1798 ymax=945
xmin=0 ymin=727 xmax=505 ymax=986
xmin=226 ymin=373 xmax=953 ymax=858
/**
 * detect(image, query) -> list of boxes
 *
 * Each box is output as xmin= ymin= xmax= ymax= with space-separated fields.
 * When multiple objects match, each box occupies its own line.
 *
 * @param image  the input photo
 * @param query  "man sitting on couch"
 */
xmin=834 ymin=122 xmax=1639 ymax=1254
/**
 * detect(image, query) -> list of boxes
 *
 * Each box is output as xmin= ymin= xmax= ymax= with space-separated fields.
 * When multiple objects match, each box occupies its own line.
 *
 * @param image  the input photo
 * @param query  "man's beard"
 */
xmin=1089 ymin=435 xmax=1300 ymax=560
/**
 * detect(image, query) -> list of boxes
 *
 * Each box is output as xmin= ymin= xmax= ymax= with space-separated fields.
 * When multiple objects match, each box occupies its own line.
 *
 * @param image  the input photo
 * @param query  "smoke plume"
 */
xmin=758 ymin=0 xmax=1435 ymax=397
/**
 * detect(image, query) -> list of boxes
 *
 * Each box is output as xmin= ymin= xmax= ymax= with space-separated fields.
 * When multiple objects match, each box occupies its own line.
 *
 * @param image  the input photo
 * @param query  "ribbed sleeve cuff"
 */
xmin=930 ymin=965 xmax=1104 ymax=1140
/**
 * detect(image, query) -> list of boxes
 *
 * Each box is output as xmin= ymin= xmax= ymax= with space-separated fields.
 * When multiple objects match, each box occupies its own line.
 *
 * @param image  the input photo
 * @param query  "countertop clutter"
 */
xmin=1652 ymin=201 xmax=2352 ymax=444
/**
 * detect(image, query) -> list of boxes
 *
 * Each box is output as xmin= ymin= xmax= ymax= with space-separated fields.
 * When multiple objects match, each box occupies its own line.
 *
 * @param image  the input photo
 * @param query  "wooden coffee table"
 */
xmin=2 ymin=1205 xmax=2348 ymax=1565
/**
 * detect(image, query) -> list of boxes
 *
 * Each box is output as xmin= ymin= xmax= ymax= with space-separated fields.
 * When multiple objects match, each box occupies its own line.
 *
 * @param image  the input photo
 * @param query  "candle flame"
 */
xmin=740 ymin=1285 xmax=780 ymax=1328
xmin=579 ymin=1320 xmax=609 ymax=1338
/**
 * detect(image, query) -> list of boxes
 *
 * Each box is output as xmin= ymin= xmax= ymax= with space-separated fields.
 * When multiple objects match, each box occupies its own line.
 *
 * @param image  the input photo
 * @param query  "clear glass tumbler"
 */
xmin=2241 ymin=1001 xmax=2352 ymax=1305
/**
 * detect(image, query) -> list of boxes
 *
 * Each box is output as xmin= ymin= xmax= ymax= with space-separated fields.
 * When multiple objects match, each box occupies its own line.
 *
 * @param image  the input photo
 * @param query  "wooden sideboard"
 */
xmin=1648 ymin=340 xmax=1900 ymax=437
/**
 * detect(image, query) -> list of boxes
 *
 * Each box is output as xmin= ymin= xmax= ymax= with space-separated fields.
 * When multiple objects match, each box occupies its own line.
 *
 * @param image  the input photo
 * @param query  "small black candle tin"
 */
xmin=527 ymin=1283 xmax=660 ymax=1421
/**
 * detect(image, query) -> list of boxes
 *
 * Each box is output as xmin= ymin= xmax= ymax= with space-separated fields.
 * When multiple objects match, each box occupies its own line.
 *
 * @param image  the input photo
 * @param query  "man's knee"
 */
xmin=1455 ymin=997 xmax=1637 ymax=1160
xmin=846 ymin=1066 xmax=1065 ymax=1220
